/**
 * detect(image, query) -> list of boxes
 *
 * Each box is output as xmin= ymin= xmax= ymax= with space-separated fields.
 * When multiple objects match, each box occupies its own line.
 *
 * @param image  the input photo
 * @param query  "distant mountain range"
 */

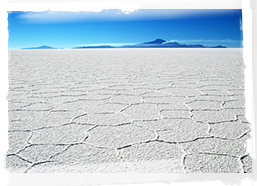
xmin=121 ymin=39 xmax=226 ymax=48
xmin=73 ymin=45 xmax=114 ymax=49
xmin=74 ymin=38 xmax=226 ymax=49
xmin=22 ymin=45 xmax=57 ymax=49
xmin=21 ymin=39 xmax=227 ymax=49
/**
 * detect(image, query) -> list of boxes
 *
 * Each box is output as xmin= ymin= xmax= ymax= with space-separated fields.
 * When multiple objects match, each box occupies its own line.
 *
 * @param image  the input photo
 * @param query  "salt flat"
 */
xmin=7 ymin=48 xmax=252 ymax=173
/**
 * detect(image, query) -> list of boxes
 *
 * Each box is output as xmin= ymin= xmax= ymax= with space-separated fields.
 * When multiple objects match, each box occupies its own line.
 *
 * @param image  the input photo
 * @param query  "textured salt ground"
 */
xmin=6 ymin=48 xmax=252 ymax=173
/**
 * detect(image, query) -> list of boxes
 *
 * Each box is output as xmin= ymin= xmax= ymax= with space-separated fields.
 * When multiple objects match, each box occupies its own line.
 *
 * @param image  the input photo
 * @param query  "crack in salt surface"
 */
xmin=7 ymin=154 xmax=33 ymax=164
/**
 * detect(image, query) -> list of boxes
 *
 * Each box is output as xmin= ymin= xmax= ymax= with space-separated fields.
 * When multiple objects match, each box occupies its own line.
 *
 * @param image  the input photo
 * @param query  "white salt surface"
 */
xmin=6 ymin=48 xmax=251 ymax=173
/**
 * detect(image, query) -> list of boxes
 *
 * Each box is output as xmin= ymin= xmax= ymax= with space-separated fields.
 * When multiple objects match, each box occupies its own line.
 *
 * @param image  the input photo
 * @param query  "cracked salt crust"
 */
xmin=85 ymin=113 xmax=132 ymax=126
xmin=86 ymin=124 xmax=156 ymax=148
xmin=181 ymin=138 xmax=246 ymax=157
xmin=17 ymin=144 xmax=67 ymax=163
xmin=29 ymin=124 xmax=92 ymax=144
xmin=121 ymin=104 xmax=160 ymax=120
xmin=184 ymin=154 xmax=242 ymax=173
xmin=6 ymin=48 xmax=252 ymax=173
xmin=185 ymin=100 xmax=223 ymax=110
xmin=157 ymin=120 xmax=210 ymax=142
xmin=7 ymin=131 xmax=32 ymax=154
xmin=191 ymin=110 xmax=238 ymax=123
xmin=160 ymin=110 xmax=191 ymax=119
xmin=118 ymin=141 xmax=184 ymax=172
xmin=210 ymin=120 xmax=251 ymax=139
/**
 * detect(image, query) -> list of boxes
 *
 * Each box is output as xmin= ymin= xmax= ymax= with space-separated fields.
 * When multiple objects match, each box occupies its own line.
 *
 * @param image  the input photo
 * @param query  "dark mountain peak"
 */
xmin=142 ymin=38 xmax=166 ymax=45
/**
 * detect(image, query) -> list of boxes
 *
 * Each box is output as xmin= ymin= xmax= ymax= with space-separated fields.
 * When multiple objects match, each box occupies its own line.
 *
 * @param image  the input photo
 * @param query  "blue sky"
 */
xmin=8 ymin=9 xmax=242 ymax=49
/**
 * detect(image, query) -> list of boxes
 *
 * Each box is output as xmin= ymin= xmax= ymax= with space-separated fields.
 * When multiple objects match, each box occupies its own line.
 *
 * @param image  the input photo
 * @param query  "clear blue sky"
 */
xmin=8 ymin=9 xmax=242 ymax=49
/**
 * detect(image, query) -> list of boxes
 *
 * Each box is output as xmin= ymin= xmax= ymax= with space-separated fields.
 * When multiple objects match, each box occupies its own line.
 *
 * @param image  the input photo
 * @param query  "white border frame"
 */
xmin=0 ymin=1 xmax=255 ymax=186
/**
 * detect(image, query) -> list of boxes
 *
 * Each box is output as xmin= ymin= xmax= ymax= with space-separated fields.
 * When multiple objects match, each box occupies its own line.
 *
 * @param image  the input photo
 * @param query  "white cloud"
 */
xmin=18 ymin=11 xmax=99 ymax=23
xmin=17 ymin=10 xmax=140 ymax=23
xmin=17 ymin=9 xmax=238 ymax=24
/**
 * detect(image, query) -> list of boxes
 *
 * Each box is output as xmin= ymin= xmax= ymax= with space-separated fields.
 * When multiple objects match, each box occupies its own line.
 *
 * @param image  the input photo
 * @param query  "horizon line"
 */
xmin=8 ymin=38 xmax=243 ymax=49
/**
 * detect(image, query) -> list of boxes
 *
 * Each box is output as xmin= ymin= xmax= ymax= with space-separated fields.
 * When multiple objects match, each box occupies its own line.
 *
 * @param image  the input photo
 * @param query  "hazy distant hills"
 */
xmin=21 ymin=39 xmax=227 ymax=49
xmin=74 ymin=39 xmax=226 ymax=49
xmin=210 ymin=45 xmax=227 ymax=48
xmin=22 ymin=45 xmax=57 ymax=49
xmin=123 ymin=39 xmax=226 ymax=48
xmin=73 ymin=45 xmax=114 ymax=49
